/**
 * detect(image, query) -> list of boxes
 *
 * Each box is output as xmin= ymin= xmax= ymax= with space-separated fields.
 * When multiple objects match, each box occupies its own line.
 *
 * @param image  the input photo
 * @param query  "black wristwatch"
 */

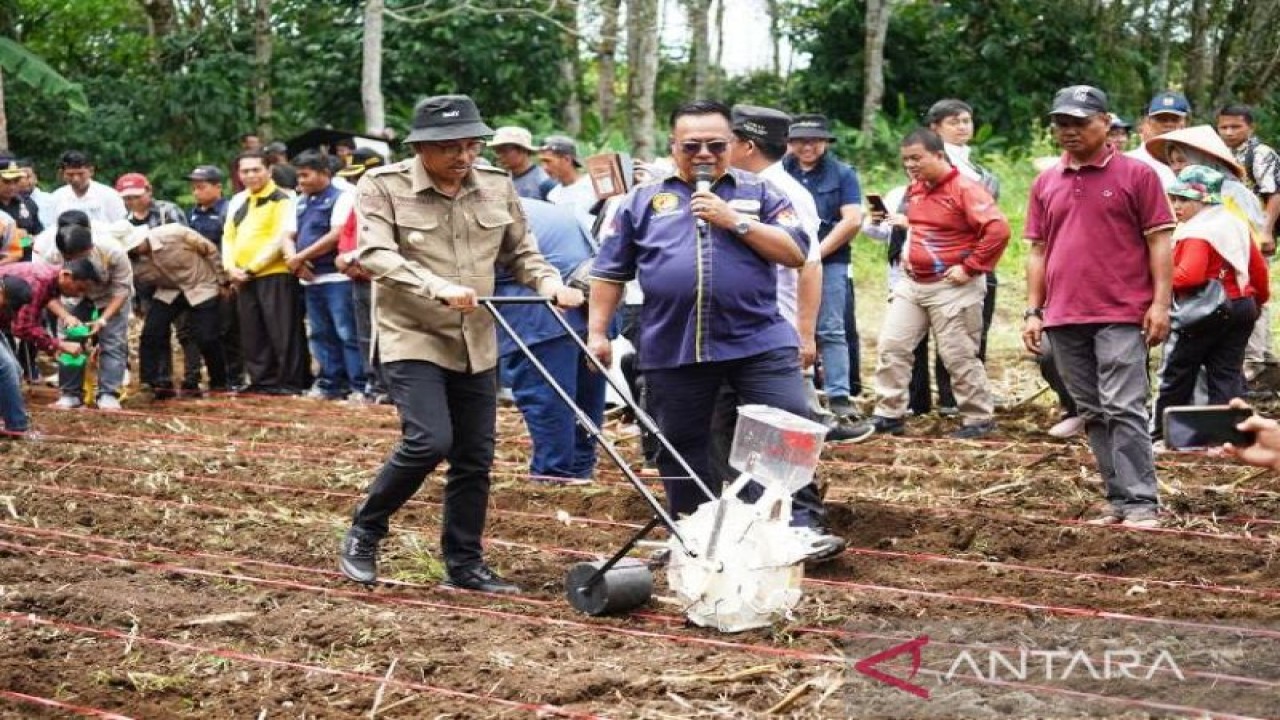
xmin=1023 ymin=307 xmax=1044 ymax=320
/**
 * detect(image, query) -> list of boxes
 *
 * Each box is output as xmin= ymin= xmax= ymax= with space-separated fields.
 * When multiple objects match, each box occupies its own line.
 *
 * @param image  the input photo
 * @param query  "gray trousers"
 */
xmin=59 ymin=300 xmax=130 ymax=401
xmin=1047 ymin=324 xmax=1158 ymax=515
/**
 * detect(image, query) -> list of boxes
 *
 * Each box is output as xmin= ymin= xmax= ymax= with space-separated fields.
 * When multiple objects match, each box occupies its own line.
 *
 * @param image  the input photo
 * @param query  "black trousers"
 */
xmin=1154 ymin=296 xmax=1256 ymax=437
xmin=237 ymin=273 xmax=309 ymax=392
xmin=351 ymin=360 xmax=497 ymax=571
xmin=140 ymin=296 xmax=227 ymax=390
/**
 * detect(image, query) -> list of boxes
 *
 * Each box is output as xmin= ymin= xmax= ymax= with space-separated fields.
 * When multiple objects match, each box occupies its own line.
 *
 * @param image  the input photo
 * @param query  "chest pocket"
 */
xmin=395 ymin=205 xmax=456 ymax=269
xmin=469 ymin=205 xmax=514 ymax=267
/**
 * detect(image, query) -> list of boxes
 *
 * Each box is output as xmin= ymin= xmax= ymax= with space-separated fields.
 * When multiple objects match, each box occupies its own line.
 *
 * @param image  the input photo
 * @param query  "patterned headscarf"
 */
xmin=1167 ymin=164 xmax=1224 ymax=204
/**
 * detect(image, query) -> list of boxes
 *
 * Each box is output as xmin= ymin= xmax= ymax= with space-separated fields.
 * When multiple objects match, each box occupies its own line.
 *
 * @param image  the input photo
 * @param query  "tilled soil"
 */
xmin=2 ymin=385 xmax=1279 ymax=719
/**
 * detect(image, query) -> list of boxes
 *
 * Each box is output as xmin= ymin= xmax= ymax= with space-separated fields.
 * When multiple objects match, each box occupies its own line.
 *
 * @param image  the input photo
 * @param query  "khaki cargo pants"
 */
xmin=872 ymin=275 xmax=994 ymax=425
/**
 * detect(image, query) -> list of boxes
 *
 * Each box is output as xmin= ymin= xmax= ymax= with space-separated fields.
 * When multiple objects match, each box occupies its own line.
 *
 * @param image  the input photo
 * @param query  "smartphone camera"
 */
xmin=1163 ymin=405 xmax=1255 ymax=450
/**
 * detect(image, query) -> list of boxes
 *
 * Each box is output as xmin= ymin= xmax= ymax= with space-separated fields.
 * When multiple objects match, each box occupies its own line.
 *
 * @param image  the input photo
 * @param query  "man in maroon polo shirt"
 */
xmin=1022 ymin=85 xmax=1176 ymax=529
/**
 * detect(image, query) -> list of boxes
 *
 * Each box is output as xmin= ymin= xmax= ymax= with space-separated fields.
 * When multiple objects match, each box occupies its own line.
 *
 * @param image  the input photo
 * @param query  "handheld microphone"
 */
xmin=694 ymin=164 xmax=714 ymax=233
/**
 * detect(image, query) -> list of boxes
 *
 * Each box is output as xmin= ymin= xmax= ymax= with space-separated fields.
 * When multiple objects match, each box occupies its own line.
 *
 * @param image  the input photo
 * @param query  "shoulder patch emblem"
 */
xmin=776 ymin=208 xmax=800 ymax=228
xmin=651 ymin=192 xmax=680 ymax=215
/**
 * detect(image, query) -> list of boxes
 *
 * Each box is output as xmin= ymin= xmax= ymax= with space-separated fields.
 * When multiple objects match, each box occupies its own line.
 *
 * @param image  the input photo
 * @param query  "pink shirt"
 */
xmin=1025 ymin=145 xmax=1175 ymax=327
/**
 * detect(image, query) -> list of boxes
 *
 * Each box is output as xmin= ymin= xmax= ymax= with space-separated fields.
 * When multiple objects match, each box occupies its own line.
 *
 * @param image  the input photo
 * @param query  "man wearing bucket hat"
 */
xmin=338 ymin=94 xmax=583 ymax=594
xmin=783 ymin=113 xmax=865 ymax=419
xmin=1023 ymin=85 xmax=1176 ymax=529
xmin=488 ymin=126 xmax=556 ymax=200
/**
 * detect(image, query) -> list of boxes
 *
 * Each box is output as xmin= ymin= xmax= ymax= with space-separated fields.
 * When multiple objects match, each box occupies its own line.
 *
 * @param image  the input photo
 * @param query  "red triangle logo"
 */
xmin=853 ymin=635 xmax=931 ymax=699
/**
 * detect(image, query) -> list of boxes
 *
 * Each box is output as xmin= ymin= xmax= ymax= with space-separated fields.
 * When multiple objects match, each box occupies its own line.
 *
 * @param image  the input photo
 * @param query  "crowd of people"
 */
xmin=1 ymin=85 xmax=1279 ymax=592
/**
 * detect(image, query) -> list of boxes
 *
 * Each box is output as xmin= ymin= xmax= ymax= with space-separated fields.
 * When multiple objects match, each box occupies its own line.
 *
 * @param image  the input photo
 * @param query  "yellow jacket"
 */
xmin=222 ymin=181 xmax=295 ymax=277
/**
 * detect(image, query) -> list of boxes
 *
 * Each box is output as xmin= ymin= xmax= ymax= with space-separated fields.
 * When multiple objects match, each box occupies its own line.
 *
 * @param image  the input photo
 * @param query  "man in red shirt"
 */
xmin=868 ymin=128 xmax=1010 ymax=438
xmin=0 ymin=259 xmax=97 ymax=437
xmin=1023 ymin=85 xmax=1176 ymax=529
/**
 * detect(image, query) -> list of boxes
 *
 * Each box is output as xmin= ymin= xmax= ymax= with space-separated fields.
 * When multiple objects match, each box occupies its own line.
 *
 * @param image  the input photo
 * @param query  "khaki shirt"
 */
xmin=137 ymin=224 xmax=229 ymax=307
xmin=355 ymin=158 xmax=563 ymax=373
xmin=41 ymin=234 xmax=133 ymax=308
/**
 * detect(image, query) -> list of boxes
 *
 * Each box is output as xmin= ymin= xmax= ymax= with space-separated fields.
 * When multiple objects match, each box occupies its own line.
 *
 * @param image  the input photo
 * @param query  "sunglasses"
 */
xmin=677 ymin=139 xmax=730 ymax=156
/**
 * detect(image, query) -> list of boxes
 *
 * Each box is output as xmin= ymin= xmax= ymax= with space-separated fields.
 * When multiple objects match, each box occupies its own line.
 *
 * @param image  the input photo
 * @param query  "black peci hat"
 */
xmin=732 ymin=104 xmax=792 ymax=146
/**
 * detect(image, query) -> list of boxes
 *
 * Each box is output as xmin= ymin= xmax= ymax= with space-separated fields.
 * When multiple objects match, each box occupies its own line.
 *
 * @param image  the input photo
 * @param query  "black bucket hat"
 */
xmin=404 ymin=95 xmax=495 ymax=144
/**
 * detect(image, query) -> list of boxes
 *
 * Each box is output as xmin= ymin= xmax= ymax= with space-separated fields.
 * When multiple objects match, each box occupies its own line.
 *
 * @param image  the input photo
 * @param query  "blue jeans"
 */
xmin=645 ymin=347 xmax=813 ymax=520
xmin=503 ymin=334 xmax=606 ymax=479
xmin=59 ymin=300 xmax=130 ymax=400
xmin=0 ymin=336 xmax=29 ymax=432
xmin=304 ymin=282 xmax=367 ymax=396
xmin=817 ymin=260 xmax=851 ymax=399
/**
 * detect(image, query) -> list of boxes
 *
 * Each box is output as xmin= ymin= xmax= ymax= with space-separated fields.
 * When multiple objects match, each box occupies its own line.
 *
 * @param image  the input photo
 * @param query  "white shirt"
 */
xmin=548 ymin=175 xmax=598 ymax=229
xmin=50 ymin=180 xmax=127 ymax=224
xmin=860 ymin=185 xmax=909 ymax=290
xmin=944 ymin=143 xmax=983 ymax=184
xmin=760 ymin=162 xmax=822 ymax=328
xmin=1126 ymin=145 xmax=1178 ymax=189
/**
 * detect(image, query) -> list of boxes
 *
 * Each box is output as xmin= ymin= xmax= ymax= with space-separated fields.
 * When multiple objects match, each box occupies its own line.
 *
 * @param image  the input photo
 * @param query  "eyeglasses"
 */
xmin=677 ymin=139 xmax=730 ymax=156
xmin=425 ymin=140 xmax=485 ymax=157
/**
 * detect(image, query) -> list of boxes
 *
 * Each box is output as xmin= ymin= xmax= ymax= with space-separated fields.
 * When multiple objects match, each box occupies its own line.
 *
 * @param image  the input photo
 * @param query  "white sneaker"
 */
xmin=344 ymin=391 xmax=370 ymax=406
xmin=96 ymin=394 xmax=122 ymax=412
xmin=1048 ymin=415 xmax=1085 ymax=439
xmin=793 ymin=526 xmax=848 ymax=564
xmin=51 ymin=395 xmax=83 ymax=410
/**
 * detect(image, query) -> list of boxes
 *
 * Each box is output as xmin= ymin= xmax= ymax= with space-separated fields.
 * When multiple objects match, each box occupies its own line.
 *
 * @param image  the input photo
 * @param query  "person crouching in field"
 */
xmin=1152 ymin=165 xmax=1268 ymax=442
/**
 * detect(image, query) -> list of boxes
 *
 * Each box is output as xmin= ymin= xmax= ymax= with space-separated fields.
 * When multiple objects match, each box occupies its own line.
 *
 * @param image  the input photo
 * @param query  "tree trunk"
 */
xmin=1183 ymin=0 xmax=1213 ymax=112
xmin=361 ymin=0 xmax=386 ymax=136
xmin=138 ymin=0 xmax=178 ymax=65
xmin=1154 ymin=0 xmax=1177 ymax=94
xmin=626 ymin=0 xmax=660 ymax=160
xmin=558 ymin=5 xmax=582 ymax=135
xmin=686 ymin=0 xmax=711 ymax=99
xmin=253 ymin=0 xmax=273 ymax=140
xmin=596 ymin=0 xmax=621 ymax=127
xmin=0 ymin=68 xmax=8 ymax=155
xmin=860 ymin=0 xmax=892 ymax=135
xmin=765 ymin=0 xmax=781 ymax=77
xmin=712 ymin=0 xmax=725 ymax=86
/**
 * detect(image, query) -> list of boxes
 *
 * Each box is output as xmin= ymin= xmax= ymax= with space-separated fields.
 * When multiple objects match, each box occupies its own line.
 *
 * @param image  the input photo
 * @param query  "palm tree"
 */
xmin=0 ymin=37 xmax=89 ymax=153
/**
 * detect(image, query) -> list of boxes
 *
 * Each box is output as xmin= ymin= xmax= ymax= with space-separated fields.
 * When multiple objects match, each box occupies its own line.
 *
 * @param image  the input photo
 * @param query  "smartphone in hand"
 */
xmin=1163 ymin=405 xmax=1256 ymax=450
xmin=866 ymin=193 xmax=888 ymax=214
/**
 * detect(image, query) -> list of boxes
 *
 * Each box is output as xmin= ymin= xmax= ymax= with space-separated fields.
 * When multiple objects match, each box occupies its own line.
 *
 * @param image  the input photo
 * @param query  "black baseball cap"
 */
xmin=404 ymin=94 xmax=495 ymax=144
xmin=1049 ymin=85 xmax=1109 ymax=118
xmin=788 ymin=114 xmax=837 ymax=141
xmin=732 ymin=104 xmax=792 ymax=146
xmin=187 ymin=165 xmax=224 ymax=183
xmin=0 ymin=275 xmax=33 ymax=311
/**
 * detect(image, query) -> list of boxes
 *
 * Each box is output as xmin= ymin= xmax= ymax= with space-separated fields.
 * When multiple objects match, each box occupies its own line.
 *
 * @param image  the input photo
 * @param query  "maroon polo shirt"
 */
xmin=1025 ymin=144 xmax=1175 ymax=327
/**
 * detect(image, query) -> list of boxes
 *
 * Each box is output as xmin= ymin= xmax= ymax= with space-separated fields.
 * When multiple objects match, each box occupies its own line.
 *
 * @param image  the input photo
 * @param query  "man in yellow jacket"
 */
xmin=223 ymin=151 xmax=308 ymax=394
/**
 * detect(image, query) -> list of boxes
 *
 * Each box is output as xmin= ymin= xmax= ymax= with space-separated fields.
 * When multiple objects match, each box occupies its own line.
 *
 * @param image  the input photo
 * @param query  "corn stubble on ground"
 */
xmin=1 ymin=357 xmax=1279 ymax=719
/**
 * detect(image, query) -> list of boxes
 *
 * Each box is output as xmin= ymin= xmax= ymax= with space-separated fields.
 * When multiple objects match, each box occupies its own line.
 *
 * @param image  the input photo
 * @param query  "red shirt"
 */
xmin=1173 ymin=238 xmax=1270 ymax=306
xmin=337 ymin=210 xmax=358 ymax=254
xmin=904 ymin=169 xmax=1010 ymax=283
xmin=0 ymin=262 xmax=61 ymax=354
xmin=1025 ymin=144 xmax=1176 ymax=327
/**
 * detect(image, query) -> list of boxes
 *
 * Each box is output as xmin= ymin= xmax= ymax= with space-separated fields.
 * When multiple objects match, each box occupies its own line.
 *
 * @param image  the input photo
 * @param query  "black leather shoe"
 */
xmin=870 ymin=415 xmax=906 ymax=436
xmin=338 ymin=529 xmax=380 ymax=585
xmin=443 ymin=564 xmax=521 ymax=595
